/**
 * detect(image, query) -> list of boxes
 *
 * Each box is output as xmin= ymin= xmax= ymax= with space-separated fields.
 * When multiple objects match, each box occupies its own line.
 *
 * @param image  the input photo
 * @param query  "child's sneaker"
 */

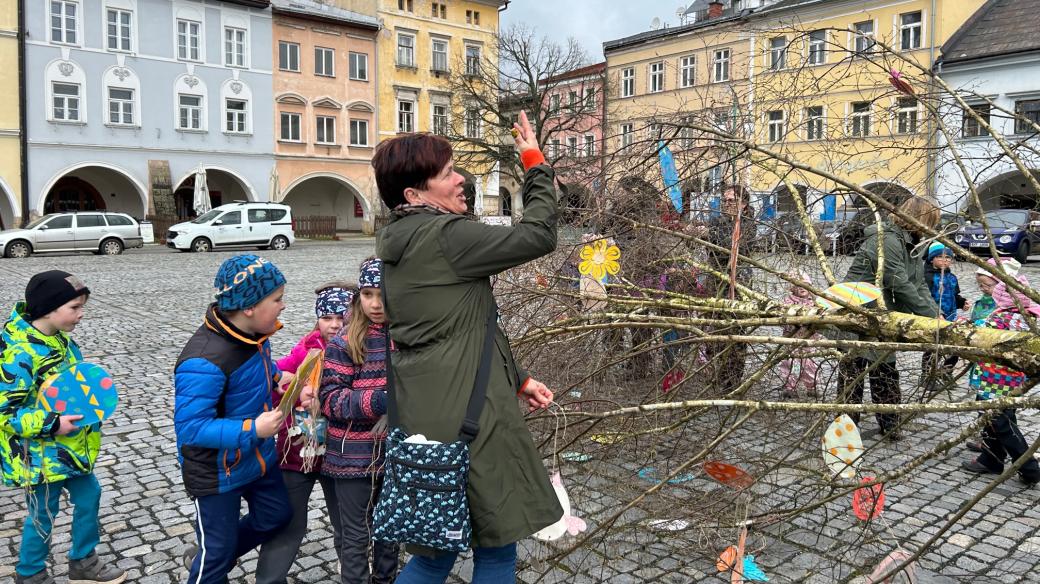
xmin=14 ymin=571 xmax=54 ymax=584
xmin=68 ymin=553 xmax=126 ymax=584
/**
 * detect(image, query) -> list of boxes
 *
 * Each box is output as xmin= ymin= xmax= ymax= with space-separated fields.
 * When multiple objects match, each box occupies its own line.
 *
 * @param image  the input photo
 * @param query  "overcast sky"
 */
xmin=500 ymin=0 xmax=692 ymax=63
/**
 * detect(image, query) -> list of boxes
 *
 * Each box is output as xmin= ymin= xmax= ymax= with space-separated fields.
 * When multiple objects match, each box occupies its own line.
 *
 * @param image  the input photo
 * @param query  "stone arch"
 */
xmin=172 ymin=166 xmax=257 ymax=218
xmin=39 ymin=162 xmax=147 ymax=218
xmin=499 ymin=186 xmax=512 ymax=216
xmin=281 ymin=172 xmax=371 ymax=232
xmin=973 ymin=169 xmax=1040 ymax=213
xmin=770 ymin=182 xmax=808 ymax=215
xmin=0 ymin=176 xmax=16 ymax=229
xmin=852 ymin=181 xmax=915 ymax=209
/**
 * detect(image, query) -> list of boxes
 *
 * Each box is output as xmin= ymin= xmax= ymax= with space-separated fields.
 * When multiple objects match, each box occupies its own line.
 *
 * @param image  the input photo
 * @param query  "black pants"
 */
xmin=704 ymin=337 xmax=748 ymax=392
xmin=256 ymin=470 xmax=342 ymax=584
xmin=921 ymin=351 xmax=959 ymax=396
xmin=978 ymin=409 xmax=1040 ymax=481
xmin=838 ymin=357 xmax=900 ymax=433
xmin=332 ymin=476 xmax=399 ymax=584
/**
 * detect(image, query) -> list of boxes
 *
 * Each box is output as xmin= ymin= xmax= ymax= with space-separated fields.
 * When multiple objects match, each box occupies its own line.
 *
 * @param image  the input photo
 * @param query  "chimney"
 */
xmin=708 ymin=1 xmax=724 ymax=18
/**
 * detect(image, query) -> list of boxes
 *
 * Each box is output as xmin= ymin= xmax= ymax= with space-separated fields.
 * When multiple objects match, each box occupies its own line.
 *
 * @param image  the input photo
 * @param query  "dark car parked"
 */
xmin=955 ymin=208 xmax=1040 ymax=263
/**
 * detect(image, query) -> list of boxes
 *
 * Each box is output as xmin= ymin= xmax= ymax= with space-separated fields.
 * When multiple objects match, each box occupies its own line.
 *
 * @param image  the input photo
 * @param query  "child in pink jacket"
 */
xmin=779 ymin=270 xmax=822 ymax=398
xmin=255 ymin=285 xmax=355 ymax=584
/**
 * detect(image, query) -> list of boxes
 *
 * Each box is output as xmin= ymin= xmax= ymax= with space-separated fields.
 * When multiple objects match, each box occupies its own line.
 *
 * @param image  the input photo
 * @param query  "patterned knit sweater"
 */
xmin=974 ymin=309 xmax=1030 ymax=400
xmin=319 ymin=323 xmax=390 ymax=478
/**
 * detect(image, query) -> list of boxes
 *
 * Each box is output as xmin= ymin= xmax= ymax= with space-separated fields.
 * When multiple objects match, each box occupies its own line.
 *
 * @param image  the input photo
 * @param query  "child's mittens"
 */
xmin=371 ymin=414 xmax=389 ymax=437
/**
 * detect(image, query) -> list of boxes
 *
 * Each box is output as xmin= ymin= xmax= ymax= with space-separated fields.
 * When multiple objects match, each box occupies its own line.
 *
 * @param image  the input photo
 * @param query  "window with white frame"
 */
xmin=279 ymin=41 xmax=300 ymax=72
xmin=849 ymin=101 xmax=871 ymax=136
xmin=465 ymin=108 xmax=481 ymax=139
xmin=805 ymin=105 xmax=824 ymax=140
xmin=465 ymin=45 xmax=481 ymax=76
xmin=900 ymin=11 xmax=922 ymax=51
xmin=224 ymin=27 xmax=246 ymax=67
xmin=585 ymin=87 xmax=596 ymax=108
xmin=962 ymin=103 xmax=990 ymax=138
xmin=52 ymin=82 xmax=80 ymax=121
xmin=549 ymin=94 xmax=561 ymax=116
xmin=713 ymin=49 xmax=730 ymax=82
xmin=398 ymin=0 xmax=413 ymax=11
xmin=398 ymin=99 xmax=414 ymax=132
xmin=316 ymin=115 xmax=336 ymax=144
xmin=350 ymin=119 xmax=369 ymax=146
xmin=177 ymin=19 xmax=201 ymax=61
xmin=349 ymin=52 xmax=368 ymax=80
xmin=397 ymin=33 xmax=415 ymax=67
xmin=1015 ymin=99 xmax=1040 ymax=134
xmin=680 ymin=55 xmax=695 ymax=88
xmin=432 ymin=104 xmax=449 ymax=135
xmin=315 ymin=47 xmax=334 ymax=76
xmin=566 ymin=136 xmax=578 ymax=156
xmin=178 ymin=94 xmax=202 ymax=130
xmin=568 ymin=90 xmax=578 ymax=109
xmin=466 ymin=9 xmax=480 ymax=25
xmin=714 ymin=108 xmax=731 ymax=131
xmin=854 ymin=20 xmax=875 ymax=55
xmin=621 ymin=123 xmax=633 ymax=148
xmin=106 ymin=8 xmax=132 ymax=51
xmin=895 ymin=97 xmax=918 ymax=134
xmin=225 ymin=99 xmax=247 ymax=133
xmin=280 ymin=111 xmax=301 ymax=141
xmin=769 ymin=37 xmax=787 ymax=70
xmin=108 ymin=87 xmax=134 ymax=125
xmin=621 ymin=67 xmax=634 ymax=97
xmin=431 ymin=2 xmax=446 ymax=18
xmin=767 ymin=110 xmax=785 ymax=143
xmin=680 ymin=118 xmax=694 ymax=149
xmin=807 ymin=30 xmax=826 ymax=65
xmin=550 ymin=138 xmax=560 ymax=158
xmin=51 ymin=1 xmax=78 ymax=44
xmin=432 ymin=39 xmax=448 ymax=72
xmin=584 ymin=134 xmax=595 ymax=157
xmin=649 ymin=61 xmax=664 ymax=93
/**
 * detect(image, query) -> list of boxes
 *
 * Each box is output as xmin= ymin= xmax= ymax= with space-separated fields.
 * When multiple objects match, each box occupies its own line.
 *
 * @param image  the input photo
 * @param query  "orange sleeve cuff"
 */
xmin=517 ymin=376 xmax=533 ymax=397
xmin=242 ymin=419 xmax=253 ymax=432
xmin=520 ymin=149 xmax=546 ymax=171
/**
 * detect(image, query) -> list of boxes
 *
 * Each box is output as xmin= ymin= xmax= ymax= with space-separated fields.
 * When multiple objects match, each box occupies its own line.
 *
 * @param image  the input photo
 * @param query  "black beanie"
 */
xmin=25 ymin=271 xmax=91 ymax=320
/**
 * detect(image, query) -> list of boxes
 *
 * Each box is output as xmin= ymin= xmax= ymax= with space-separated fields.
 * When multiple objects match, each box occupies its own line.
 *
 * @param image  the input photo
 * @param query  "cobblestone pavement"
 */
xmin=1 ymin=244 xmax=1039 ymax=583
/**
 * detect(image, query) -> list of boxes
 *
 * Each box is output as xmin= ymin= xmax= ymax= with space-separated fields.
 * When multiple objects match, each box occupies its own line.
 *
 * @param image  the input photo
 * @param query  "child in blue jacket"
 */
xmin=922 ymin=243 xmax=967 ymax=396
xmin=174 ymin=255 xmax=294 ymax=583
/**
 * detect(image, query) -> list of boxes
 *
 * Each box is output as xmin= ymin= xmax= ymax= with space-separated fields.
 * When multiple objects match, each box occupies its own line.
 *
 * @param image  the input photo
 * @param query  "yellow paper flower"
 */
xmin=578 ymin=240 xmax=621 ymax=282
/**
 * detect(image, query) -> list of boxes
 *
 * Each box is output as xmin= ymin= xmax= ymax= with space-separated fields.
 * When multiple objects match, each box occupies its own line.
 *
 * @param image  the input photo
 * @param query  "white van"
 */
xmin=166 ymin=202 xmax=295 ymax=252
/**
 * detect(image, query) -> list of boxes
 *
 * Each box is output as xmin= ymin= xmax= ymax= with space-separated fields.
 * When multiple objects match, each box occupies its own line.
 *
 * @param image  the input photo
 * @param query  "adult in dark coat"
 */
xmin=373 ymin=112 xmax=563 ymax=582
xmin=841 ymin=196 xmax=940 ymax=439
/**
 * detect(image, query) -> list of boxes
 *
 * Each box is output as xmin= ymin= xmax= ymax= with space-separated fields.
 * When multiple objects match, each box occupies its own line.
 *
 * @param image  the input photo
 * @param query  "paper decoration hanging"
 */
xmin=37 ymin=363 xmax=119 ymax=426
xmin=532 ymin=471 xmax=587 ymax=541
xmin=888 ymin=69 xmax=915 ymax=96
xmin=716 ymin=547 xmax=769 ymax=581
xmin=278 ymin=349 xmax=323 ymax=418
xmin=852 ymin=476 xmax=886 ymax=521
xmin=866 ymin=549 xmax=919 ymax=584
xmin=703 ymin=460 xmax=755 ymax=489
xmin=816 ymin=281 xmax=883 ymax=310
xmin=637 ymin=466 xmax=696 ymax=485
xmin=578 ymin=239 xmax=621 ymax=283
xmin=647 ymin=519 xmax=689 ymax=531
xmin=560 ymin=452 xmax=591 ymax=463
xmin=589 ymin=431 xmax=629 ymax=445
xmin=822 ymin=414 xmax=865 ymax=479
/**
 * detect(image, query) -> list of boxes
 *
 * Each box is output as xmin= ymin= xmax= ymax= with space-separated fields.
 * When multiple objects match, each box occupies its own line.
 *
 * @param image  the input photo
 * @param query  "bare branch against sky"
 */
xmin=501 ymin=0 xmax=691 ymax=61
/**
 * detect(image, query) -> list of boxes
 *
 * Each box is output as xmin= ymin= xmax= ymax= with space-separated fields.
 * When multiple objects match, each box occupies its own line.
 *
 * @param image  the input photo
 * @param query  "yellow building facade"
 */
xmin=375 ymin=0 xmax=506 ymax=213
xmin=604 ymin=0 xmax=985 ymax=216
xmin=0 ymin=0 xmax=20 ymax=229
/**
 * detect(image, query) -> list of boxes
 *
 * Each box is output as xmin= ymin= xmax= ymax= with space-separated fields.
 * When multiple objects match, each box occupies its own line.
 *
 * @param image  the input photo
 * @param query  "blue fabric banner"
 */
xmin=657 ymin=140 xmax=684 ymax=213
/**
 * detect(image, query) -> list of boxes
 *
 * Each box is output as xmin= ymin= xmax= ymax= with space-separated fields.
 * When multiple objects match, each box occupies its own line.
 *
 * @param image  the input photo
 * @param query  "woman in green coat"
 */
xmin=839 ymin=196 xmax=940 ymax=439
xmin=373 ymin=111 xmax=563 ymax=582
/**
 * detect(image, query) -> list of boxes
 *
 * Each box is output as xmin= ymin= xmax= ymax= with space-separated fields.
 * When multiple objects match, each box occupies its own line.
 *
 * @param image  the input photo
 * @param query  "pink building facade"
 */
xmin=540 ymin=62 xmax=606 ymax=209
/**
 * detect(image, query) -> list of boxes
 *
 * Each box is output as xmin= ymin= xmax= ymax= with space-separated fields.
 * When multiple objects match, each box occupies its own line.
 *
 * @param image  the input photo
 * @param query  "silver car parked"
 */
xmin=0 ymin=212 xmax=145 ymax=258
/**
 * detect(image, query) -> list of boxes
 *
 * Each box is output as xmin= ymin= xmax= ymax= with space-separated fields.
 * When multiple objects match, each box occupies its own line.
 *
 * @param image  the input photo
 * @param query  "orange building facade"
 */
xmin=271 ymin=0 xmax=380 ymax=233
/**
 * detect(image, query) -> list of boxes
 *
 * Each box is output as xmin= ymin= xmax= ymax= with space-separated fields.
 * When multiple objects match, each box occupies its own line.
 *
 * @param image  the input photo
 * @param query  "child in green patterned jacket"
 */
xmin=0 ymin=271 xmax=125 ymax=584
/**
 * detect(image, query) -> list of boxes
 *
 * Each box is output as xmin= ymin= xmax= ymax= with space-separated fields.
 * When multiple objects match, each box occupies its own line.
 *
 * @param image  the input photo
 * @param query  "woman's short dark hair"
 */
xmin=371 ymin=133 xmax=454 ymax=209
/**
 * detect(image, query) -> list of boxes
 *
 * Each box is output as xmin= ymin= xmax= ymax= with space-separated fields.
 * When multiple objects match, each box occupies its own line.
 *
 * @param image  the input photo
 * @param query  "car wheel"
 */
xmin=270 ymin=235 xmax=290 ymax=251
xmin=100 ymin=238 xmax=124 ymax=256
xmin=4 ymin=240 xmax=31 ymax=259
xmin=191 ymin=237 xmax=213 ymax=253
xmin=1016 ymin=240 xmax=1031 ymax=264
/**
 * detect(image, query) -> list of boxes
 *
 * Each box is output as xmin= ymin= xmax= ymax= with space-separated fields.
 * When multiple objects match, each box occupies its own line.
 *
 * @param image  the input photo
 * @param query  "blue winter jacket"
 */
xmin=924 ymin=262 xmax=966 ymax=322
xmin=174 ymin=305 xmax=282 ymax=497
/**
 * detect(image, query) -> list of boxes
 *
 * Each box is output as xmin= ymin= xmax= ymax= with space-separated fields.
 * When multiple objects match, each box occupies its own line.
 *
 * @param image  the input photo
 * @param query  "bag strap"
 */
xmin=380 ymin=261 xmax=497 ymax=443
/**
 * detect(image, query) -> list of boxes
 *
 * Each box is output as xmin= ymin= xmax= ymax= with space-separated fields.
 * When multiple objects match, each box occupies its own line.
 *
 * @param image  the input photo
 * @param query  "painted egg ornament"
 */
xmin=37 ymin=363 xmax=118 ymax=426
xmin=822 ymin=414 xmax=865 ymax=479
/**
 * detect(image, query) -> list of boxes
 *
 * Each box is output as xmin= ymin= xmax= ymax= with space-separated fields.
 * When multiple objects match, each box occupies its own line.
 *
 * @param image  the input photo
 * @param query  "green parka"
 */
xmin=376 ymin=163 xmax=563 ymax=549
xmin=844 ymin=222 xmax=938 ymax=361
